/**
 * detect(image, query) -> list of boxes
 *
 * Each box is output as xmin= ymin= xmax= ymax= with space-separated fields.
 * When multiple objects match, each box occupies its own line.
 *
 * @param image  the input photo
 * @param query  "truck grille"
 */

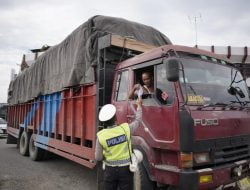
xmin=214 ymin=145 xmax=250 ymax=165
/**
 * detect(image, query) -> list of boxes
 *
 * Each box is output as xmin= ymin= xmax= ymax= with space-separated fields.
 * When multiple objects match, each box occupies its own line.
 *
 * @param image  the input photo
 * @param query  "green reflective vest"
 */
xmin=97 ymin=123 xmax=132 ymax=166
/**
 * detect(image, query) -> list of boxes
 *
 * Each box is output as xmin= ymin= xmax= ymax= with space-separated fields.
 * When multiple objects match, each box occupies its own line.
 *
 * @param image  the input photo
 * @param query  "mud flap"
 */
xmin=6 ymin=134 xmax=17 ymax=144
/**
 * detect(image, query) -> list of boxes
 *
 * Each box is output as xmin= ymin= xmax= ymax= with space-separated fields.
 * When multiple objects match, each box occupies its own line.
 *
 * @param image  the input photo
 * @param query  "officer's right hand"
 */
xmin=136 ymin=98 xmax=142 ymax=108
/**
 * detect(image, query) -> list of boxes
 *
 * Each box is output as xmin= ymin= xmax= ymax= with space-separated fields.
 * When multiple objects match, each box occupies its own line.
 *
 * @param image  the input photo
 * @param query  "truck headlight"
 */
xmin=194 ymin=152 xmax=210 ymax=164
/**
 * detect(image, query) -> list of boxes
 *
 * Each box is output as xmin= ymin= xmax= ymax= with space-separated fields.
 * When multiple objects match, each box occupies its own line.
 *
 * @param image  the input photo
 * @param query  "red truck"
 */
xmin=6 ymin=16 xmax=250 ymax=190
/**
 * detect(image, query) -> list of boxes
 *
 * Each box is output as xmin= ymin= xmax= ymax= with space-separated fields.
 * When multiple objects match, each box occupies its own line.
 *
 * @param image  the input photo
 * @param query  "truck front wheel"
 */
xmin=133 ymin=163 xmax=155 ymax=190
xmin=19 ymin=131 xmax=30 ymax=156
xmin=29 ymin=134 xmax=46 ymax=161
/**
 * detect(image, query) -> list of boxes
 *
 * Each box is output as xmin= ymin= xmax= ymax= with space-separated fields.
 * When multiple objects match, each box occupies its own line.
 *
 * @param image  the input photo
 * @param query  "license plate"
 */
xmin=237 ymin=177 xmax=250 ymax=190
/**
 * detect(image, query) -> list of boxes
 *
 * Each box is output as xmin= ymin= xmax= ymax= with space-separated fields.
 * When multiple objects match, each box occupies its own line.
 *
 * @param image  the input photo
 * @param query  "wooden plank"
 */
xmin=111 ymin=34 xmax=156 ymax=53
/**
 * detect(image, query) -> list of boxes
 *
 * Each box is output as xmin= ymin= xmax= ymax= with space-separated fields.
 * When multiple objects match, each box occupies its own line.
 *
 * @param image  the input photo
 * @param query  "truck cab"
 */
xmin=112 ymin=45 xmax=250 ymax=189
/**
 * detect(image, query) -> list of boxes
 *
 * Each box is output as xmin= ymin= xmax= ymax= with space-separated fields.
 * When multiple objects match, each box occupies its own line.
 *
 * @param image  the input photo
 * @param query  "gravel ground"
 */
xmin=0 ymin=137 xmax=97 ymax=190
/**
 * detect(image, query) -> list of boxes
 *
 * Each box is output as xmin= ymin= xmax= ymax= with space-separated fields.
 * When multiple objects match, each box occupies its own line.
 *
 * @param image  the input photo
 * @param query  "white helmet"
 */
xmin=99 ymin=104 xmax=116 ymax=122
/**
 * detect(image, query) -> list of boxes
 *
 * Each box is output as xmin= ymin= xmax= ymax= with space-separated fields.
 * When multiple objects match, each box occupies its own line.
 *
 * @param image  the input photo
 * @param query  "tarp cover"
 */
xmin=8 ymin=15 xmax=171 ymax=104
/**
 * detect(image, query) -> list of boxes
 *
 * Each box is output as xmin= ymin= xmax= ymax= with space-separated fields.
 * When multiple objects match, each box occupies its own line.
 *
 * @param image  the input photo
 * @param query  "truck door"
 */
xmin=112 ymin=70 xmax=129 ymax=123
xmin=128 ymin=63 xmax=177 ymax=145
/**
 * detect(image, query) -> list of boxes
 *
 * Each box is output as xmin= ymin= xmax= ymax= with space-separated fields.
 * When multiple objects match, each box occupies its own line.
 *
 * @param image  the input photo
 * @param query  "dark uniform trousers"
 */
xmin=104 ymin=165 xmax=133 ymax=190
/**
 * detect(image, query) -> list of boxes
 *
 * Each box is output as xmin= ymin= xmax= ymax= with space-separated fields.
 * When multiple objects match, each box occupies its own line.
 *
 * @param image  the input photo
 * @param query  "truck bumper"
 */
xmin=181 ymin=160 xmax=250 ymax=190
xmin=155 ymin=159 xmax=250 ymax=190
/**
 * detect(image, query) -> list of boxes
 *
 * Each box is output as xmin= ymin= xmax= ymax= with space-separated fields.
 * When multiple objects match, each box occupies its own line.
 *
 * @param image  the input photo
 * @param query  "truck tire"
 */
xmin=133 ymin=163 xmax=155 ymax=190
xmin=29 ymin=134 xmax=45 ymax=161
xmin=19 ymin=131 xmax=30 ymax=156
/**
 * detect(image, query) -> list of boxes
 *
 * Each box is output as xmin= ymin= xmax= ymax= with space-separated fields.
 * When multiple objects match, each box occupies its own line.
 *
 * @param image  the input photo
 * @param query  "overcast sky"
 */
xmin=0 ymin=0 xmax=250 ymax=103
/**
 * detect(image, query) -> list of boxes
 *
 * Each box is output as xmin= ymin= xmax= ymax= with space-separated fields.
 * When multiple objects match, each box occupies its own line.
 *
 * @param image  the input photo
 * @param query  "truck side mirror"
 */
xmin=165 ymin=59 xmax=179 ymax=82
xmin=227 ymin=86 xmax=246 ymax=98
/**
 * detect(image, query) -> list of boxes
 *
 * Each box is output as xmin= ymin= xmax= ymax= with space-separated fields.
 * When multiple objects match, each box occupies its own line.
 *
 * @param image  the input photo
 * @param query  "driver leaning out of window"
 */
xmin=128 ymin=71 xmax=168 ymax=103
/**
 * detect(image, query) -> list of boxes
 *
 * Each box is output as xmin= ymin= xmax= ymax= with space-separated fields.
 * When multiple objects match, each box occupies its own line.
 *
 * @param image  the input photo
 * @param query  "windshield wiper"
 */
xmin=197 ymin=102 xmax=229 ymax=110
xmin=228 ymin=69 xmax=246 ymax=100
xmin=188 ymin=85 xmax=197 ymax=95
xmin=197 ymin=101 xmax=250 ymax=110
xmin=243 ymin=101 xmax=250 ymax=106
xmin=230 ymin=100 xmax=250 ymax=107
xmin=241 ymin=101 xmax=250 ymax=110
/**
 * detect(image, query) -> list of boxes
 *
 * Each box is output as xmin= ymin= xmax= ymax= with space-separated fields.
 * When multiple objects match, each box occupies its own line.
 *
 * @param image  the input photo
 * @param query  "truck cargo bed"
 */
xmin=8 ymin=84 xmax=96 ymax=168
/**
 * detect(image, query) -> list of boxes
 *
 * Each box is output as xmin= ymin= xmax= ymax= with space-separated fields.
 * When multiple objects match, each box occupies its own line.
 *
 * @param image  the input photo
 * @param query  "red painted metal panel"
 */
xmin=73 ymin=91 xmax=83 ymax=138
xmin=65 ymin=89 xmax=72 ymax=137
xmin=48 ymin=147 xmax=95 ymax=168
xmin=8 ymin=83 xmax=97 ymax=167
xmin=36 ymin=135 xmax=94 ymax=159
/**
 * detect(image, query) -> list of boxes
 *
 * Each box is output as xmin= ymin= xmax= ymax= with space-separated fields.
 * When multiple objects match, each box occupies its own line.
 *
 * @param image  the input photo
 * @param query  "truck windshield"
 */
xmin=180 ymin=58 xmax=250 ymax=106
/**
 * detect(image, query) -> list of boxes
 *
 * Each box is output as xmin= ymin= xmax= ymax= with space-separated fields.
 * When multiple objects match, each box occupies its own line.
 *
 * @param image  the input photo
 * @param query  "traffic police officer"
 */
xmin=95 ymin=99 xmax=142 ymax=190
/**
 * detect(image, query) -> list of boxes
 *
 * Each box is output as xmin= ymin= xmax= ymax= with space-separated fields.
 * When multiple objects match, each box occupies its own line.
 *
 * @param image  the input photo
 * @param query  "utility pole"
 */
xmin=188 ymin=14 xmax=202 ymax=45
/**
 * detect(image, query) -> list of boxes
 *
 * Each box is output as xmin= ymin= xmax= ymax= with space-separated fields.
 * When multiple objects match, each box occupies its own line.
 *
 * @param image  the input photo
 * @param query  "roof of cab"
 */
xmin=115 ymin=45 xmax=232 ymax=70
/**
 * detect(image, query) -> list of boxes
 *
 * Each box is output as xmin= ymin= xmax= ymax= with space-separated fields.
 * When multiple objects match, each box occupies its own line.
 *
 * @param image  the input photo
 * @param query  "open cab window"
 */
xmin=129 ymin=64 xmax=174 ymax=105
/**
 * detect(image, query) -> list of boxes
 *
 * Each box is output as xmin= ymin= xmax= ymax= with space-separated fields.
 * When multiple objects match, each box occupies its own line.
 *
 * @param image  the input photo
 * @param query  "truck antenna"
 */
xmin=188 ymin=13 xmax=202 ymax=46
